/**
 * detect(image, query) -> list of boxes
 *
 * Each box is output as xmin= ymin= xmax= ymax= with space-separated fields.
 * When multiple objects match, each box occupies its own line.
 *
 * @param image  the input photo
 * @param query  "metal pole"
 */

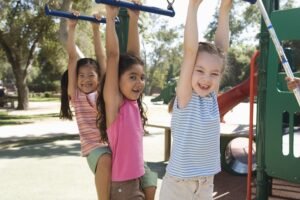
xmin=256 ymin=0 xmax=300 ymax=106
xmin=256 ymin=0 xmax=272 ymax=198
xmin=116 ymin=8 xmax=129 ymax=53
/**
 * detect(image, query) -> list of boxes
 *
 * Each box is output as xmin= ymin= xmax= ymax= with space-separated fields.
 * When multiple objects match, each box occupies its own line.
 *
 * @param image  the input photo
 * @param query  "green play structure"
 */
xmin=256 ymin=1 xmax=300 ymax=199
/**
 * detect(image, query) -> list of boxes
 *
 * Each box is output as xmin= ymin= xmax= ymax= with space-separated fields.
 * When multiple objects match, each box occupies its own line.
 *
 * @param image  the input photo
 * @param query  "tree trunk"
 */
xmin=14 ymin=64 xmax=29 ymax=110
xmin=15 ymin=79 xmax=29 ymax=110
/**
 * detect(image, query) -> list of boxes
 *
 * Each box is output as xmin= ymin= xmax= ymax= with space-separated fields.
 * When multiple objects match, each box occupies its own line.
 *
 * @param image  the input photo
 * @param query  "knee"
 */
xmin=97 ymin=153 xmax=112 ymax=170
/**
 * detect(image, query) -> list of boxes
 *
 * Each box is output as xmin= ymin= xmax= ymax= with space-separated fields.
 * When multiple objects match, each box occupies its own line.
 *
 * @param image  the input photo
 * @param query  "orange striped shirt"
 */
xmin=71 ymin=89 xmax=107 ymax=156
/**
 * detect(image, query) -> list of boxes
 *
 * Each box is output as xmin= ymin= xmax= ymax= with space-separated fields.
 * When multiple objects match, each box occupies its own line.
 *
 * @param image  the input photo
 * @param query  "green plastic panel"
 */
xmin=264 ymin=8 xmax=300 ymax=183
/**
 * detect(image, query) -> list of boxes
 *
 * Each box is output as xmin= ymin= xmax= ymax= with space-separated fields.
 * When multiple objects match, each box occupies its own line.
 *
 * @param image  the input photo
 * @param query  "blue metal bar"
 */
xmin=243 ymin=0 xmax=257 ymax=4
xmin=95 ymin=0 xmax=175 ymax=17
xmin=45 ymin=4 xmax=119 ymax=23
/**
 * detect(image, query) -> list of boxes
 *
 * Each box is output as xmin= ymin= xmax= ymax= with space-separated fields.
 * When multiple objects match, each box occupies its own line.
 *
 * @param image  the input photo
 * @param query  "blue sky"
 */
xmin=147 ymin=0 xmax=219 ymax=40
xmin=146 ymin=0 xmax=300 ymax=43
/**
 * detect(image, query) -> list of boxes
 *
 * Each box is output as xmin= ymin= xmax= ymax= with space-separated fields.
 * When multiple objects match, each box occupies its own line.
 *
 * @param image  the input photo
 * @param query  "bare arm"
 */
xmin=91 ymin=15 xmax=106 ymax=78
xmin=176 ymin=0 xmax=203 ymax=108
xmin=126 ymin=3 xmax=140 ymax=56
xmin=214 ymin=0 xmax=232 ymax=54
xmin=67 ymin=18 xmax=79 ymax=99
xmin=103 ymin=5 xmax=121 ymax=127
xmin=286 ymin=77 xmax=300 ymax=91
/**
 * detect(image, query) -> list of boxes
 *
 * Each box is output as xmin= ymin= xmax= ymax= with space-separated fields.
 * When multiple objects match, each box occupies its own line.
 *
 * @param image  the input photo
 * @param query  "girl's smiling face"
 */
xmin=77 ymin=64 xmax=99 ymax=94
xmin=192 ymin=51 xmax=223 ymax=97
xmin=119 ymin=64 xmax=145 ymax=100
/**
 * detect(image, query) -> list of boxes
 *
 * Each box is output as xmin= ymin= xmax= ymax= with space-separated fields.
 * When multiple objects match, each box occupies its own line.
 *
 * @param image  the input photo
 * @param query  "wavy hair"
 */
xmin=97 ymin=54 xmax=148 ymax=143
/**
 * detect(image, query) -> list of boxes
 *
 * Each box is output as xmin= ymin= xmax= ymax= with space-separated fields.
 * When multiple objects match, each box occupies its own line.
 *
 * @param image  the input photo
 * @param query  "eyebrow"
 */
xmin=128 ymin=72 xmax=145 ymax=76
xmin=195 ymin=65 xmax=221 ymax=72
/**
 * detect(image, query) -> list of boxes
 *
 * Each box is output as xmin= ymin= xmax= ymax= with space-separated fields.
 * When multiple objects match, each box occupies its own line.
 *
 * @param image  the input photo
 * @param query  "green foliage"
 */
xmin=141 ymin=17 xmax=183 ymax=95
xmin=0 ymin=0 xmax=101 ymax=93
xmin=221 ymin=46 xmax=256 ymax=89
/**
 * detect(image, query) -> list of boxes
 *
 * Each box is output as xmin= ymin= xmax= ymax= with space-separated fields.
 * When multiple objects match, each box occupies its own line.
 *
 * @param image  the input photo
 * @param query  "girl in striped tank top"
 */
xmin=59 ymin=12 xmax=111 ymax=200
xmin=160 ymin=0 xmax=232 ymax=199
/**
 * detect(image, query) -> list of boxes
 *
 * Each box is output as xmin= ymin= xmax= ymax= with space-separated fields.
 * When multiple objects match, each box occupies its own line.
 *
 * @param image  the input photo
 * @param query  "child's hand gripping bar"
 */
xmin=243 ymin=0 xmax=300 ymax=106
xmin=45 ymin=4 xmax=120 ymax=23
xmin=95 ymin=0 xmax=175 ymax=17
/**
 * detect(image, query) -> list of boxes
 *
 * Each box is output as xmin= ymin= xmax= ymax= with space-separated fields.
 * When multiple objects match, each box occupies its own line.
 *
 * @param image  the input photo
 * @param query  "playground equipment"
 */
xmin=95 ymin=0 xmax=175 ymax=17
xmin=239 ymin=0 xmax=300 ymax=199
xmin=45 ymin=4 xmax=119 ymax=23
xmin=256 ymin=5 xmax=300 ymax=199
xmin=219 ymin=50 xmax=259 ymax=177
xmin=244 ymin=0 xmax=300 ymax=106
xmin=218 ymin=51 xmax=258 ymax=121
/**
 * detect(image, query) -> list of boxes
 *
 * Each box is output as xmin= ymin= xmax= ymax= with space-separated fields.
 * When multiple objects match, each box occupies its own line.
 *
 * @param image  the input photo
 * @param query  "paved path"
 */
xmin=0 ymin=97 xmax=254 ymax=200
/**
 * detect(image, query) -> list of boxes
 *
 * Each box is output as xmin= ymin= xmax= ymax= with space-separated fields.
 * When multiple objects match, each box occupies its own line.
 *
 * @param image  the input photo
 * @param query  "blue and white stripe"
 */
xmin=166 ymin=92 xmax=221 ymax=178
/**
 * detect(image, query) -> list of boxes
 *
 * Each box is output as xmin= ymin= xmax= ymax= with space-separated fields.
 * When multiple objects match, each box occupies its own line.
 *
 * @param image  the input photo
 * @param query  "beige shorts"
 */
xmin=159 ymin=173 xmax=214 ymax=200
xmin=111 ymin=179 xmax=145 ymax=200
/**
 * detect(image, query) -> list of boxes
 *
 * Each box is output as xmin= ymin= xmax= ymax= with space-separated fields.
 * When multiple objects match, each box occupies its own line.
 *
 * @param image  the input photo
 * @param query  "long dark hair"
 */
xmin=59 ymin=58 xmax=101 ymax=120
xmin=97 ymin=54 xmax=148 ymax=143
xmin=59 ymin=70 xmax=72 ymax=120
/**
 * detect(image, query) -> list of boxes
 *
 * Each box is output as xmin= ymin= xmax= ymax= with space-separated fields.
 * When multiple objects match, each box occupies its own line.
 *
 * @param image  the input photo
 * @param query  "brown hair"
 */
xmin=198 ymin=42 xmax=226 ymax=72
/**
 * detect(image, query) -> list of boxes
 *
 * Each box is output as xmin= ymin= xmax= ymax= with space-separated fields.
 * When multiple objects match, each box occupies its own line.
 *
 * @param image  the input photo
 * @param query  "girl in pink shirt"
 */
xmin=97 ymin=4 xmax=147 ymax=200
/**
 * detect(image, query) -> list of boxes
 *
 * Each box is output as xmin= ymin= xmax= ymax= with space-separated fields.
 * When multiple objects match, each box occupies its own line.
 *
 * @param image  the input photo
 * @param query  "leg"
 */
xmin=159 ymin=174 xmax=195 ymax=200
xmin=95 ymin=153 xmax=112 ymax=200
xmin=87 ymin=147 xmax=112 ymax=200
xmin=143 ymin=187 xmax=156 ymax=200
xmin=196 ymin=176 xmax=214 ymax=200
xmin=141 ymin=162 xmax=157 ymax=200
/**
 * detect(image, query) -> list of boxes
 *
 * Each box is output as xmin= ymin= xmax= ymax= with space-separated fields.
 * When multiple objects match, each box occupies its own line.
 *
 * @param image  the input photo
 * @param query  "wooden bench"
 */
xmin=2 ymin=95 xmax=18 ymax=108
xmin=146 ymin=123 xmax=253 ymax=165
xmin=146 ymin=124 xmax=171 ymax=161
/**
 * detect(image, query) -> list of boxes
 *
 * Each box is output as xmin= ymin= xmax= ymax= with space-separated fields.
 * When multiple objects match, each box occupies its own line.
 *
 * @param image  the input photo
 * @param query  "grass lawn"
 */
xmin=29 ymin=97 xmax=59 ymax=102
xmin=0 ymin=112 xmax=58 ymax=126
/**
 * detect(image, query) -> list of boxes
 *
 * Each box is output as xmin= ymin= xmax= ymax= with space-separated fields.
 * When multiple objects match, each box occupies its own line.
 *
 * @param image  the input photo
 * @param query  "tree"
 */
xmin=0 ymin=0 xmax=56 ymax=109
xmin=140 ymin=16 xmax=183 ymax=95
xmin=0 ymin=0 xmax=97 ymax=109
xmin=203 ymin=0 xmax=297 ymax=90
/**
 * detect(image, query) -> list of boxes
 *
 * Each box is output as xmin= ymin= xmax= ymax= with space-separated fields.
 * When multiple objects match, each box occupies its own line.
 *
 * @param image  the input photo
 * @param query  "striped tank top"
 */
xmin=166 ymin=92 xmax=221 ymax=178
xmin=71 ymin=89 xmax=107 ymax=156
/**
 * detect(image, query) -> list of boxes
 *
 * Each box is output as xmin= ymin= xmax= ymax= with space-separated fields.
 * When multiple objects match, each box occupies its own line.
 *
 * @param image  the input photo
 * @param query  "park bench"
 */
xmin=146 ymin=124 xmax=171 ymax=161
xmin=0 ymin=95 xmax=18 ymax=108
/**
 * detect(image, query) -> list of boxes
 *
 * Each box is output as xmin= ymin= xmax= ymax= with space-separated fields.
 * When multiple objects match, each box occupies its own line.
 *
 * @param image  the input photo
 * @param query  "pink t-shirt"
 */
xmin=71 ymin=89 xmax=107 ymax=156
xmin=107 ymin=99 xmax=145 ymax=181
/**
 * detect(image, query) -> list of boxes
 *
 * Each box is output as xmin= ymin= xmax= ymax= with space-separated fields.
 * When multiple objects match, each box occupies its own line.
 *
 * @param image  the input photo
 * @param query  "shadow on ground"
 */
xmin=0 ymin=139 xmax=81 ymax=158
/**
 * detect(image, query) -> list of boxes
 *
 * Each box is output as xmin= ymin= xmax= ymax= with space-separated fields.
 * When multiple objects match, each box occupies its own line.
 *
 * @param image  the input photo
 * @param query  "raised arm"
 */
xmin=126 ymin=2 xmax=140 ymax=56
xmin=176 ymin=0 xmax=203 ymax=108
xmin=214 ymin=0 xmax=232 ymax=54
xmin=67 ymin=17 xmax=79 ymax=99
xmin=103 ymin=5 xmax=121 ymax=127
xmin=91 ymin=14 xmax=106 ymax=78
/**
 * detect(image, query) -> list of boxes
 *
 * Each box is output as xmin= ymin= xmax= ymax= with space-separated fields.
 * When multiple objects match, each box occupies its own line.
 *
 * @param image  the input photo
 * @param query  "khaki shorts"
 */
xmin=86 ymin=146 xmax=111 ymax=173
xmin=141 ymin=162 xmax=158 ymax=189
xmin=111 ymin=179 xmax=145 ymax=200
xmin=159 ymin=173 xmax=214 ymax=200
